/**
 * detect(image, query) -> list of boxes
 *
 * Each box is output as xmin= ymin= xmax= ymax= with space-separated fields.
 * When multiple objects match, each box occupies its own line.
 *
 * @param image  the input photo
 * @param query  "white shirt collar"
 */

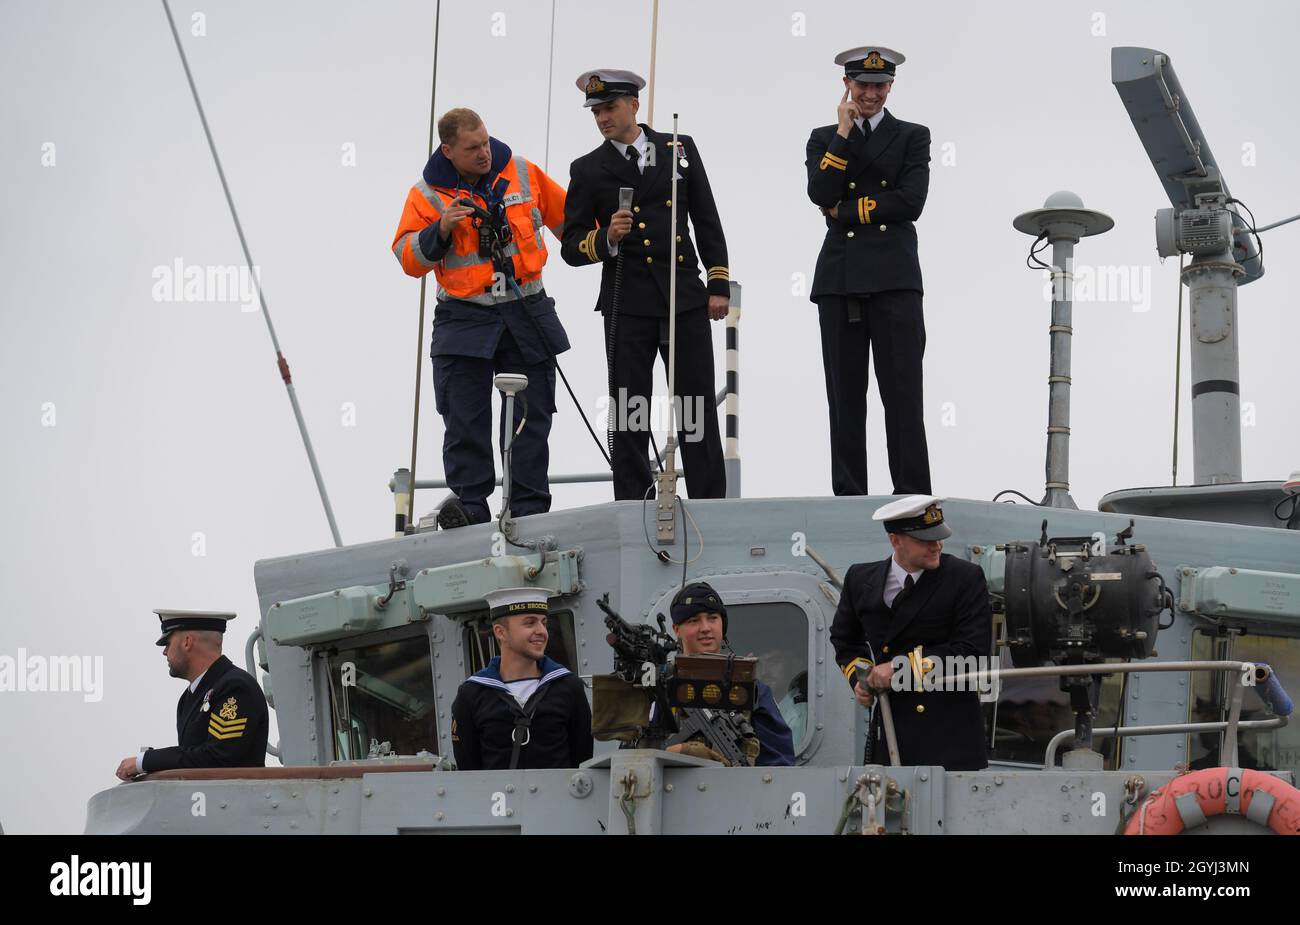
xmin=189 ymin=668 xmax=208 ymax=693
xmin=884 ymin=556 xmax=924 ymax=607
xmin=890 ymin=555 xmax=923 ymax=587
xmin=854 ymin=109 xmax=887 ymax=134
xmin=610 ymin=127 xmax=649 ymax=159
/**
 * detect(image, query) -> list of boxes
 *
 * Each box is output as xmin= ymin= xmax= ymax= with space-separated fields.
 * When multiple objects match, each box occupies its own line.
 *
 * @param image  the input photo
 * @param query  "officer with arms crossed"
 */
xmin=830 ymin=497 xmax=992 ymax=771
xmin=805 ymin=47 xmax=933 ymax=497
xmin=451 ymin=588 xmax=594 ymax=770
xmin=115 ymin=610 xmax=269 ymax=779
xmin=392 ymin=108 xmax=569 ymax=529
xmin=561 ymin=70 xmax=729 ymax=502
xmin=667 ymin=582 xmax=796 ymax=767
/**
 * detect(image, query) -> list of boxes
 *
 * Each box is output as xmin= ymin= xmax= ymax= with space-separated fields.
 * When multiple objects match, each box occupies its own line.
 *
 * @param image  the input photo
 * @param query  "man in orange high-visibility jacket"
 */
xmin=393 ymin=108 xmax=569 ymax=529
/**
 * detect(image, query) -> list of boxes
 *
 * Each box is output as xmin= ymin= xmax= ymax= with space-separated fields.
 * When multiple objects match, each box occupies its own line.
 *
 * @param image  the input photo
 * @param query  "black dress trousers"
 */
xmin=604 ymin=308 xmax=726 ymax=502
xmin=817 ymin=290 xmax=931 ymax=496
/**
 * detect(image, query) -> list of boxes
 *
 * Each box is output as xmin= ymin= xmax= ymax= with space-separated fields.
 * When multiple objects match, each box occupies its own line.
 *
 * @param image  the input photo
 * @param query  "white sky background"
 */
xmin=1 ymin=0 xmax=1297 ymax=833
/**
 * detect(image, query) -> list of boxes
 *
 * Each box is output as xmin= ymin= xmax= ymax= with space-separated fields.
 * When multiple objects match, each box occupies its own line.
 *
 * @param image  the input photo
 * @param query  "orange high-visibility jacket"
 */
xmin=392 ymin=137 xmax=565 ymax=306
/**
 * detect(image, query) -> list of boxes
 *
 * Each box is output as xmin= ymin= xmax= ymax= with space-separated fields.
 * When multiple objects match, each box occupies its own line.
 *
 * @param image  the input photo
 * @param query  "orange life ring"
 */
xmin=1124 ymin=767 xmax=1300 ymax=835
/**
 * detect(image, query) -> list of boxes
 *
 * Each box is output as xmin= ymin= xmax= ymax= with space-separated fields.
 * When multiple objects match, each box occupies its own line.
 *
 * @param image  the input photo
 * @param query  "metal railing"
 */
xmin=390 ymin=282 xmax=743 ymax=532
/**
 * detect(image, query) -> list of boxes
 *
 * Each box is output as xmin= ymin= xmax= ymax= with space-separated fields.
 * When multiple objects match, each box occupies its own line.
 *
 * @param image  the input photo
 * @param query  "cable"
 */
xmin=405 ymin=0 xmax=443 ymax=532
xmin=640 ymin=486 xmax=705 ymax=567
xmin=1274 ymin=494 xmax=1299 ymax=524
xmin=1172 ymin=253 xmax=1185 ymax=485
xmin=507 ymin=268 xmax=611 ymax=468
xmin=1226 ymin=198 xmax=1264 ymax=272
xmin=542 ymin=0 xmax=556 ymax=174
xmin=992 ymin=489 xmax=1043 ymax=506
xmin=1025 ymin=231 xmax=1052 ymax=271
xmin=679 ymin=496 xmax=688 ymax=589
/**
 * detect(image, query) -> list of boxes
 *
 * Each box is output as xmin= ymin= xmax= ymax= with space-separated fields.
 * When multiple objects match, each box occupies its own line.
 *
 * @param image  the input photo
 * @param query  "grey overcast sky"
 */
xmin=1 ymin=0 xmax=1297 ymax=833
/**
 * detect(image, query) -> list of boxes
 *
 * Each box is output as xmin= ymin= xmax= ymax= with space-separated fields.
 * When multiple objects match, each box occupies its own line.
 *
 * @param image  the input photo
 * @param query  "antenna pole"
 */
xmin=161 ymin=0 xmax=342 ymax=547
xmin=655 ymin=114 xmax=681 ymax=544
xmin=402 ymin=0 xmax=443 ymax=534
xmin=647 ymin=0 xmax=660 ymax=127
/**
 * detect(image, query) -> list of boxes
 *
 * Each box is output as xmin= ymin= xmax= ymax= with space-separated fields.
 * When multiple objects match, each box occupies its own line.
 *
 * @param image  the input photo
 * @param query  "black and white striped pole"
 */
xmin=724 ymin=281 xmax=742 ymax=498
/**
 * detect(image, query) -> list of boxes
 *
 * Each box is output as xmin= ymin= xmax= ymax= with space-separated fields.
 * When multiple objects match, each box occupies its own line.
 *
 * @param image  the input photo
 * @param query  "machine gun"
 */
xmin=593 ymin=593 xmax=761 ymax=765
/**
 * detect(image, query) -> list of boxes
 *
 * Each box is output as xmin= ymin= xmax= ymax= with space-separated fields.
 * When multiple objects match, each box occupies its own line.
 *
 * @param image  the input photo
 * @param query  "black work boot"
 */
xmin=436 ymin=497 xmax=472 ymax=530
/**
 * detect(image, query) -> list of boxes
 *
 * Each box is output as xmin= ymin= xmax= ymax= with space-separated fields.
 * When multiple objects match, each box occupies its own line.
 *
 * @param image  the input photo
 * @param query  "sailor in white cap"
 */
xmin=115 ymin=610 xmax=268 ymax=779
xmin=829 ymin=496 xmax=993 ymax=770
xmin=450 ymin=588 xmax=593 ymax=770
xmin=805 ymin=46 xmax=933 ymax=498
xmin=560 ymin=68 xmax=731 ymax=502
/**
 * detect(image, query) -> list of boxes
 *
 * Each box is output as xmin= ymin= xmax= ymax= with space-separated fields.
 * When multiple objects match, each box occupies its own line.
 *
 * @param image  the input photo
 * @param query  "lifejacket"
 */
xmin=1124 ymin=766 xmax=1300 ymax=835
xmin=392 ymin=136 xmax=565 ymax=306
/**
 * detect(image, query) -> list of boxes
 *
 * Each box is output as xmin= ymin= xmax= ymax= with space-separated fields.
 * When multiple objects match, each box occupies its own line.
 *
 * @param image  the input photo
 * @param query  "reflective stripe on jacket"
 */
xmin=392 ymin=138 xmax=565 ymax=306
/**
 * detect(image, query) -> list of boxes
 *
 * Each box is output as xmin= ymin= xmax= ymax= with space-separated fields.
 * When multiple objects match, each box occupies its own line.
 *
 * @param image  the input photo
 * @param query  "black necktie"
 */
xmin=626 ymin=146 xmax=642 ymax=172
xmin=892 ymin=574 xmax=914 ymax=609
xmin=858 ymin=119 xmax=871 ymax=139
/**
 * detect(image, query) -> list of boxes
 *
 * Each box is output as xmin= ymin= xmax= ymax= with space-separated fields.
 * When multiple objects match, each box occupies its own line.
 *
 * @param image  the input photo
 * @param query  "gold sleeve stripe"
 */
xmin=586 ymin=229 xmax=600 ymax=262
xmin=706 ymin=267 xmax=729 ymax=281
xmin=208 ymin=717 xmax=248 ymax=732
xmin=860 ymin=197 xmax=877 ymax=223
xmin=820 ymin=154 xmax=848 ymax=172
xmin=209 ymin=728 xmax=246 ymax=741
xmin=841 ymin=656 xmax=873 ymax=682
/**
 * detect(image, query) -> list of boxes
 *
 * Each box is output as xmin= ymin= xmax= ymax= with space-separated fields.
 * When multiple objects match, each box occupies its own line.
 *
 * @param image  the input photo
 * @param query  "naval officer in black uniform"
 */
xmin=806 ymin=47 xmax=932 ymax=497
xmin=115 ymin=611 xmax=269 ymax=779
xmin=561 ymin=69 xmax=728 ymax=501
xmin=830 ymin=497 xmax=992 ymax=770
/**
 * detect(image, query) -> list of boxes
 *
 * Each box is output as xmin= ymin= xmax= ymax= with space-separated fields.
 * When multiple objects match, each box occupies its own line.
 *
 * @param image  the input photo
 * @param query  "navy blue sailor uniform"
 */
xmin=451 ymin=655 xmax=594 ymax=770
xmin=561 ymin=112 xmax=728 ymax=501
xmin=830 ymin=553 xmax=992 ymax=771
xmin=751 ymin=680 xmax=797 ymax=767
xmin=140 ymin=655 xmax=269 ymax=773
xmin=805 ymin=47 xmax=933 ymax=497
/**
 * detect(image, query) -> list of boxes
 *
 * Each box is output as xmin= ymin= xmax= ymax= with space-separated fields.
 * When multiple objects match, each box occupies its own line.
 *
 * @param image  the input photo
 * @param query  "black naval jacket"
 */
xmin=561 ymin=124 xmax=730 ymax=316
xmin=451 ymin=656 xmax=594 ymax=771
xmin=140 ymin=655 xmax=269 ymax=773
xmin=804 ymin=110 xmax=930 ymax=300
xmin=830 ymin=553 xmax=992 ymax=771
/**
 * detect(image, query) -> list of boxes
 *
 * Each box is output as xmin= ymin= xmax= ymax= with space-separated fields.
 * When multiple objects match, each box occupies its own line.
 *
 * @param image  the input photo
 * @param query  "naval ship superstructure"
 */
xmin=85 ymin=39 xmax=1300 ymax=835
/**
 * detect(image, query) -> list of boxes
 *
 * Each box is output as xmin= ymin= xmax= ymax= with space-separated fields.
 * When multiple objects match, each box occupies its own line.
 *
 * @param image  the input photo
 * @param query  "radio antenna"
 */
xmin=161 ymin=0 xmax=342 ymax=546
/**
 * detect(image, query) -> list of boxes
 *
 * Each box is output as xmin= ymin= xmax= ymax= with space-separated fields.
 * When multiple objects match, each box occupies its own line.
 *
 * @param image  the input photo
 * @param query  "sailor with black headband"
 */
xmin=666 ymin=582 xmax=795 ymax=767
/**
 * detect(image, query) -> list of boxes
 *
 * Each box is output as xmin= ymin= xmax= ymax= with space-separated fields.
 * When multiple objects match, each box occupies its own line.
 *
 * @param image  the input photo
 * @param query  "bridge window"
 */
xmin=324 ymin=631 xmax=437 ymax=761
xmin=1189 ymin=628 xmax=1300 ymax=775
xmin=724 ymin=601 xmax=812 ymax=753
xmin=462 ymin=608 xmax=578 ymax=676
